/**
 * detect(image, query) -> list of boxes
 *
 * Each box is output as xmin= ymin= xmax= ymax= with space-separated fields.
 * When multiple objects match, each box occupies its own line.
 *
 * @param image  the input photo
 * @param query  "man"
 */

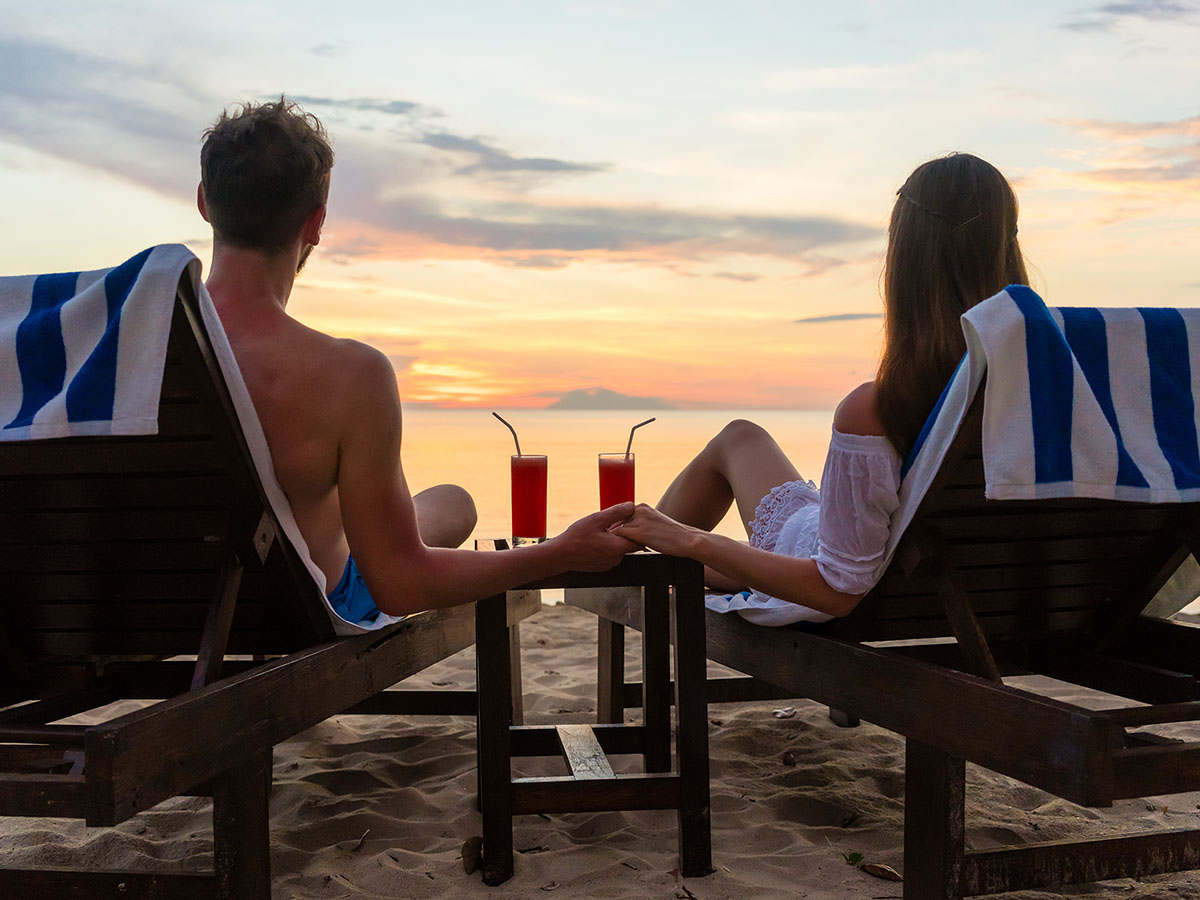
xmin=198 ymin=97 xmax=634 ymax=621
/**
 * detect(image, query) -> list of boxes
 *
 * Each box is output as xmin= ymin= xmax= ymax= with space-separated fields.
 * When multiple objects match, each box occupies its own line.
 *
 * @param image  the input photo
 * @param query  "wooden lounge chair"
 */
xmin=0 ymin=273 xmax=536 ymax=899
xmin=569 ymin=393 xmax=1200 ymax=899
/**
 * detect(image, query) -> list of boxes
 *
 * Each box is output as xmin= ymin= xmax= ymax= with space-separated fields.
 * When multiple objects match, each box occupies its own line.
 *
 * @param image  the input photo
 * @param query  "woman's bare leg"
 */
xmin=656 ymin=419 xmax=803 ymax=539
xmin=414 ymin=483 xmax=478 ymax=548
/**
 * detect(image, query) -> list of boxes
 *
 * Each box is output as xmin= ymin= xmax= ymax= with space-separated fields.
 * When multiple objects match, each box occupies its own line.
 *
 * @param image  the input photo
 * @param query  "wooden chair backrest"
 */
xmin=827 ymin=397 xmax=1200 ymax=644
xmin=0 ymin=277 xmax=333 ymax=702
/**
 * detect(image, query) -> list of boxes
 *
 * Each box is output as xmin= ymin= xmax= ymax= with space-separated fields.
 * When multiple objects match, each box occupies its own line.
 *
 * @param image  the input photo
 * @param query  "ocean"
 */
xmin=399 ymin=408 xmax=837 ymax=544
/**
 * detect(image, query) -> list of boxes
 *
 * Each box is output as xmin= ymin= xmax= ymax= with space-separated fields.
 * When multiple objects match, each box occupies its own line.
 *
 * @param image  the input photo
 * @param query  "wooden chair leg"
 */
xmin=904 ymin=739 xmax=965 ymax=900
xmin=212 ymin=749 xmax=272 ymax=900
xmin=672 ymin=567 xmax=713 ymax=878
xmin=596 ymin=618 xmax=626 ymax=724
xmin=476 ymin=594 xmax=515 ymax=886
xmin=828 ymin=708 xmax=860 ymax=728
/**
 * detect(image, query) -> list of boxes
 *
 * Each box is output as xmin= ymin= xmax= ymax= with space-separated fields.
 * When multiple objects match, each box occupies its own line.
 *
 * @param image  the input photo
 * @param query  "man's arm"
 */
xmin=336 ymin=347 xmax=636 ymax=616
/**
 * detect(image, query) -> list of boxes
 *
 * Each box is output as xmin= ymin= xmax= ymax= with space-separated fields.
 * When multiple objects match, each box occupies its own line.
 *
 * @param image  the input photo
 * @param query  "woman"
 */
xmin=613 ymin=153 xmax=1030 ymax=619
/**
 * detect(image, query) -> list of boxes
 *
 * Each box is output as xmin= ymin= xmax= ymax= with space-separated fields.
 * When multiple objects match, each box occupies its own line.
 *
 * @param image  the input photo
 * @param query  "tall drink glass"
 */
xmin=598 ymin=452 xmax=635 ymax=508
xmin=511 ymin=454 xmax=548 ymax=545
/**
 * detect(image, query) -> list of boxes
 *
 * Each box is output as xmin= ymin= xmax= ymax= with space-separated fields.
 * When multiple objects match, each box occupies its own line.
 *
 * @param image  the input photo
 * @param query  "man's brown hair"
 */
xmin=200 ymin=97 xmax=334 ymax=254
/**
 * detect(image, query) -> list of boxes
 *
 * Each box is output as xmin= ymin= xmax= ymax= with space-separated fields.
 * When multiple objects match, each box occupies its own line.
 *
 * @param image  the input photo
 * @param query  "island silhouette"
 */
xmin=545 ymin=387 xmax=674 ymax=410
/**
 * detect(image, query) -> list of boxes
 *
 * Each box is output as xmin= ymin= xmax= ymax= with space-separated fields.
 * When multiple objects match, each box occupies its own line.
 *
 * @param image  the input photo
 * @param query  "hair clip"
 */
xmin=949 ymin=212 xmax=981 ymax=233
xmin=896 ymin=188 xmax=949 ymax=222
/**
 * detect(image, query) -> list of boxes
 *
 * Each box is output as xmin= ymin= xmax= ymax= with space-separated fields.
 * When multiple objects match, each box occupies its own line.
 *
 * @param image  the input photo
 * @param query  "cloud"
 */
xmin=501 ymin=255 xmax=577 ymax=269
xmin=308 ymin=43 xmax=345 ymax=57
xmin=418 ymin=131 xmax=605 ymax=178
xmin=1059 ymin=115 xmax=1200 ymax=141
xmin=794 ymin=313 xmax=882 ymax=324
xmin=290 ymin=95 xmax=433 ymax=119
xmin=339 ymin=186 xmax=880 ymax=262
xmin=711 ymin=271 xmax=761 ymax=282
xmin=1062 ymin=0 xmax=1198 ymax=32
xmin=0 ymin=37 xmax=206 ymax=198
xmin=0 ymin=43 xmax=879 ymax=272
xmin=290 ymin=95 xmax=604 ymax=186
xmin=1090 ymin=206 xmax=1155 ymax=226
xmin=1055 ymin=115 xmax=1200 ymax=186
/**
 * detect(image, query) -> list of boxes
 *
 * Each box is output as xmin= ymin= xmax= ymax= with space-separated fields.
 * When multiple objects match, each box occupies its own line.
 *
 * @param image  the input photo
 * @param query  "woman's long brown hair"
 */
xmin=876 ymin=153 xmax=1029 ymax=457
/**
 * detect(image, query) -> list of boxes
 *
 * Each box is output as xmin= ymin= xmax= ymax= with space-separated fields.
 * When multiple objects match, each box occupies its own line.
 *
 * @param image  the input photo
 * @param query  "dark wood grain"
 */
xmin=596 ymin=617 xmax=625 ymax=723
xmin=903 ymin=740 xmax=964 ymax=900
xmin=962 ymin=829 xmax=1200 ymax=895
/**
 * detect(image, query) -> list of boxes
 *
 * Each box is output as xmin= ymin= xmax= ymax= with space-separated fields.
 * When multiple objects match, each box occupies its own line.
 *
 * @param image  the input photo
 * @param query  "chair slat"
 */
xmin=0 ymin=286 xmax=332 ymax=666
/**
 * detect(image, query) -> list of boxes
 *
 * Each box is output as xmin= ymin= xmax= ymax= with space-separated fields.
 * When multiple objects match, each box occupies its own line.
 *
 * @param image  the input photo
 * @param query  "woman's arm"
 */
xmin=613 ymin=505 xmax=862 ymax=618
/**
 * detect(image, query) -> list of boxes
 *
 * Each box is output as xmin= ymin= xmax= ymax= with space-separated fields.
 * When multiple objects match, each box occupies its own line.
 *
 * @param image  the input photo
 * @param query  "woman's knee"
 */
xmin=710 ymin=419 xmax=771 ymax=458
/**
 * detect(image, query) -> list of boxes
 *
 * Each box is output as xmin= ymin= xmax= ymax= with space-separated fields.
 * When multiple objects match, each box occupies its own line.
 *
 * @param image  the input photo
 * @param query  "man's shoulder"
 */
xmin=323 ymin=339 xmax=399 ymax=412
xmin=290 ymin=322 xmax=394 ymax=383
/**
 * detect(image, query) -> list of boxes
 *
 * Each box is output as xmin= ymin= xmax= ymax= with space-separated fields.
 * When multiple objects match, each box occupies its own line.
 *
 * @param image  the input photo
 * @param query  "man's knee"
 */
xmin=441 ymin=483 xmax=478 ymax=532
xmin=430 ymin=483 xmax=477 ymax=526
xmin=414 ymin=483 xmax=477 ymax=547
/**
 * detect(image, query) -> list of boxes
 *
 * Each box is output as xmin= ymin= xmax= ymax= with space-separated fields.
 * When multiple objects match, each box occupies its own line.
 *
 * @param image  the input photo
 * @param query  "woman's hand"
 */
xmin=549 ymin=503 xmax=642 ymax=571
xmin=613 ymin=504 xmax=861 ymax=617
xmin=609 ymin=503 xmax=700 ymax=558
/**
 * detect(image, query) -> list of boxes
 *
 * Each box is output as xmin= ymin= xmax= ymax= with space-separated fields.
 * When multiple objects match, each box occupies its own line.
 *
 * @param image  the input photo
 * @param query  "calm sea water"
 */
xmin=400 ymin=408 xmax=836 ymax=544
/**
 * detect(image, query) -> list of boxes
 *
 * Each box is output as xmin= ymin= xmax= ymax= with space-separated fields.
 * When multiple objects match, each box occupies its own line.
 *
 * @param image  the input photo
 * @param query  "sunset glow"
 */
xmin=2 ymin=1 xmax=1198 ymax=409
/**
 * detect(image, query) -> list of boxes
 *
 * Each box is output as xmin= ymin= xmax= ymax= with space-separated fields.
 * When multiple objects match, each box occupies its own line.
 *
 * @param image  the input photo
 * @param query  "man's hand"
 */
xmin=608 ymin=503 xmax=700 ymax=559
xmin=548 ymin=502 xmax=641 ymax=572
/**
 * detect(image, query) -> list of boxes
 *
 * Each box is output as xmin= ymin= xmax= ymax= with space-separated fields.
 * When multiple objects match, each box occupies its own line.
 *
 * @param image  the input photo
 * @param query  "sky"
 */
xmin=1 ymin=0 xmax=1197 ymax=409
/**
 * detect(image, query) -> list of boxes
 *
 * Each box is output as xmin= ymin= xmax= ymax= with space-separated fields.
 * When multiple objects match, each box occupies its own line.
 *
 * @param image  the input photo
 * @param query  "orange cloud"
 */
xmin=1054 ymin=115 xmax=1200 ymax=189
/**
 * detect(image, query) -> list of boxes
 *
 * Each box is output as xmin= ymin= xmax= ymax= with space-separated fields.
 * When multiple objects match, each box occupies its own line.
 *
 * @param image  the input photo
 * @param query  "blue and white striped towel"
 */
xmin=0 ymin=245 xmax=194 ymax=440
xmin=708 ymin=284 xmax=1200 ymax=626
xmin=902 ymin=284 xmax=1200 ymax=513
xmin=0 ymin=245 xmax=402 ymax=636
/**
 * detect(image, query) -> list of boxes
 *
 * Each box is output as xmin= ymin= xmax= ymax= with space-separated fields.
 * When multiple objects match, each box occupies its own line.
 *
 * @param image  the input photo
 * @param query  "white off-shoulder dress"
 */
xmin=711 ymin=427 xmax=902 ymax=626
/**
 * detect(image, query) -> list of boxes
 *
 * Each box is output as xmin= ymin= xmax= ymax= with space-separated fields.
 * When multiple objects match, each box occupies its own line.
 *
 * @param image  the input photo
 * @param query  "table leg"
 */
xmin=597 ymin=617 xmax=625 ymax=724
xmin=476 ymin=594 xmax=514 ymax=885
xmin=672 ymin=562 xmax=713 ymax=877
xmin=642 ymin=572 xmax=672 ymax=773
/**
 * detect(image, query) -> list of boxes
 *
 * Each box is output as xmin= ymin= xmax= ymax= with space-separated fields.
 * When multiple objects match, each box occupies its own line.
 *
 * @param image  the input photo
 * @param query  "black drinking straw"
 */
xmin=492 ymin=412 xmax=522 ymax=456
xmin=625 ymin=417 xmax=656 ymax=459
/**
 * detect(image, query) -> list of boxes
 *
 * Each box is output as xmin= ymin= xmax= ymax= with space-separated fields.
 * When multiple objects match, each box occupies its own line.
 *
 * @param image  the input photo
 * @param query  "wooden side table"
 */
xmin=473 ymin=546 xmax=711 ymax=886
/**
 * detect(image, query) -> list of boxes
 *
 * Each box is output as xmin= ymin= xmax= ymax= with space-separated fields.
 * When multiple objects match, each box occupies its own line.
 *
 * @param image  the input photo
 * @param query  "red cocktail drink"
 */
xmin=511 ymin=454 xmax=547 ymax=543
xmin=598 ymin=453 xmax=635 ymax=508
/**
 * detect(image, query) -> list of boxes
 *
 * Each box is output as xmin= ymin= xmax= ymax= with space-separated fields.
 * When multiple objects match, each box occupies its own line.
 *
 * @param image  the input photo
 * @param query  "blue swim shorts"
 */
xmin=327 ymin=555 xmax=383 ymax=626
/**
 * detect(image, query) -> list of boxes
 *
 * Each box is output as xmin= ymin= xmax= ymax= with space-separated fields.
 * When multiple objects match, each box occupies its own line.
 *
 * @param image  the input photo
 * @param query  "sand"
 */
xmin=4 ymin=603 xmax=1200 ymax=899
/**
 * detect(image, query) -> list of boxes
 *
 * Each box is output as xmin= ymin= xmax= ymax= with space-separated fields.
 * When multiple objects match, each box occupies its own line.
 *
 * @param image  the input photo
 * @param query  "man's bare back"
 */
xmin=212 ymin=281 xmax=370 ymax=587
xmin=199 ymin=98 xmax=636 ymax=618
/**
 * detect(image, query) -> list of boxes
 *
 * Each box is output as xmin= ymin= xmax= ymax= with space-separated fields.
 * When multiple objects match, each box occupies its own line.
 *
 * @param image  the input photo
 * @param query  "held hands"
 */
xmin=608 ymin=503 xmax=698 ymax=558
xmin=552 ymin=502 xmax=642 ymax=571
